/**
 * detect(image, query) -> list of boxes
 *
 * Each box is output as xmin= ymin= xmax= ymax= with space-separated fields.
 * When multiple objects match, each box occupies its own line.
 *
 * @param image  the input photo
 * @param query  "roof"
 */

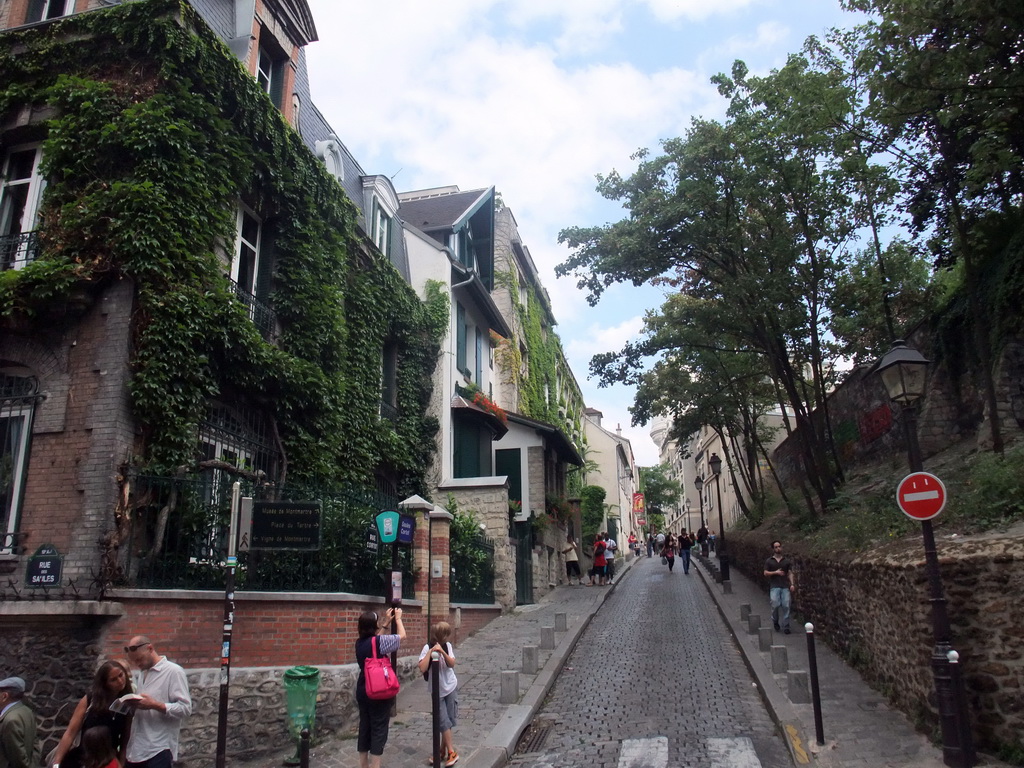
xmin=398 ymin=188 xmax=493 ymax=234
xmin=506 ymin=412 xmax=584 ymax=466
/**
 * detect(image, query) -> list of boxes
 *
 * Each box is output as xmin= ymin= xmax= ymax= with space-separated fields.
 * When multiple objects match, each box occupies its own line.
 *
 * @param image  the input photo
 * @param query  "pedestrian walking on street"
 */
xmin=646 ymin=534 xmax=654 ymax=558
xmin=561 ymin=535 xmax=583 ymax=585
xmin=678 ymin=530 xmax=693 ymax=574
xmin=663 ymin=534 xmax=676 ymax=572
xmin=48 ymin=660 xmax=133 ymax=768
xmin=355 ymin=608 xmax=406 ymax=768
xmin=0 ymin=676 xmax=37 ymax=768
xmin=417 ymin=622 xmax=459 ymax=767
xmin=697 ymin=524 xmax=709 ymax=556
xmin=123 ymin=636 xmax=191 ymax=768
xmin=604 ymin=533 xmax=617 ymax=584
xmin=763 ymin=541 xmax=795 ymax=634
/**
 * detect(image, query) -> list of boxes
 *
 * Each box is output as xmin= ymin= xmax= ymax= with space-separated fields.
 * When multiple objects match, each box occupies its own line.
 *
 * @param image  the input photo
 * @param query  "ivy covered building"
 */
xmin=0 ymin=0 xmax=452 ymax=758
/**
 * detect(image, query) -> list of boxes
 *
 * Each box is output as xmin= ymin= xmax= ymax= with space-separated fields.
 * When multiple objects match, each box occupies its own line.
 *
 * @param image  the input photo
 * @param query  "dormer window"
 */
xmin=257 ymin=47 xmax=275 ymax=94
xmin=371 ymin=200 xmax=392 ymax=257
xmin=25 ymin=0 xmax=74 ymax=23
xmin=361 ymin=176 xmax=400 ymax=260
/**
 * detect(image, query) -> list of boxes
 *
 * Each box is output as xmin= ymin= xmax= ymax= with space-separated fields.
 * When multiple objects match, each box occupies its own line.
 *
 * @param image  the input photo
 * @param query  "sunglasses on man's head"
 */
xmin=124 ymin=642 xmax=150 ymax=653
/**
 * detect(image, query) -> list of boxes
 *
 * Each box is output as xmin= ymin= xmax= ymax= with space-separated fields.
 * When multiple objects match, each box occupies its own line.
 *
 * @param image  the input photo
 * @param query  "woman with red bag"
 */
xmin=355 ymin=607 xmax=406 ymax=768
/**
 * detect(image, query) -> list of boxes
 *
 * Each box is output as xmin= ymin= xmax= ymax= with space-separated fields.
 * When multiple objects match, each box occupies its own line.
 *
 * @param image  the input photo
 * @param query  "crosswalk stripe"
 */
xmin=617 ymin=736 xmax=668 ymax=768
xmin=707 ymin=737 xmax=763 ymax=767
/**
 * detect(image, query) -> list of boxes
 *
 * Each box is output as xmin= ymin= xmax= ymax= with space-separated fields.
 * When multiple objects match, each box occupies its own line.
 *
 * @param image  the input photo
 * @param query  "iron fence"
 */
xmin=450 ymin=529 xmax=495 ymax=604
xmin=124 ymin=473 xmax=411 ymax=597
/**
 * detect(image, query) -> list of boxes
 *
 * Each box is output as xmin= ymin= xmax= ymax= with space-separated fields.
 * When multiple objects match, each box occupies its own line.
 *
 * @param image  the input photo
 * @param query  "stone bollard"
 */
xmin=788 ymin=670 xmax=811 ymax=703
xmin=523 ymin=646 xmax=539 ymax=675
xmin=555 ymin=612 xmax=567 ymax=632
xmin=499 ymin=670 xmax=519 ymax=704
xmin=759 ymin=627 xmax=773 ymax=652
xmin=771 ymin=645 xmax=788 ymax=674
xmin=540 ymin=626 xmax=555 ymax=650
xmin=722 ymin=580 xmax=732 ymax=595
xmin=747 ymin=614 xmax=761 ymax=635
xmin=740 ymin=603 xmax=751 ymax=622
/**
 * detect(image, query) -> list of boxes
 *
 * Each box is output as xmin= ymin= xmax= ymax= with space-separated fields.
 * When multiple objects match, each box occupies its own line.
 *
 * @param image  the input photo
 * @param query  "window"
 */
xmin=1 ymin=372 xmax=36 ymax=552
xmin=255 ymin=44 xmax=286 ymax=109
xmin=1 ymin=145 xmax=44 ymax=271
xmin=256 ymin=46 xmax=275 ymax=96
xmin=25 ymin=0 xmax=74 ymax=23
xmin=456 ymin=303 xmax=468 ymax=375
xmin=371 ymin=198 xmax=392 ymax=257
xmin=453 ymin=415 xmax=492 ymax=479
xmin=231 ymin=206 xmax=261 ymax=306
xmin=475 ymin=326 xmax=484 ymax=383
xmin=197 ymin=401 xmax=278 ymax=505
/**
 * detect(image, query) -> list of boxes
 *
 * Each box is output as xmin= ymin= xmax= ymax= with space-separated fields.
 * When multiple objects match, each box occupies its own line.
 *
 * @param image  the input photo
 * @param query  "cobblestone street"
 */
xmin=507 ymin=558 xmax=791 ymax=768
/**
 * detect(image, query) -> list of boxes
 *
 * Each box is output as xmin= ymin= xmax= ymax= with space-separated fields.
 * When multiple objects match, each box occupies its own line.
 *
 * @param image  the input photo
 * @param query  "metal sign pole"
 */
xmin=215 ymin=482 xmax=241 ymax=768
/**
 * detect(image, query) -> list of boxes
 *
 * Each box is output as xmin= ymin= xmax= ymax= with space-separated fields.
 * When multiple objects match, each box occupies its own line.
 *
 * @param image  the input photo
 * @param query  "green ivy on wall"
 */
xmin=0 ymin=0 xmax=442 ymax=496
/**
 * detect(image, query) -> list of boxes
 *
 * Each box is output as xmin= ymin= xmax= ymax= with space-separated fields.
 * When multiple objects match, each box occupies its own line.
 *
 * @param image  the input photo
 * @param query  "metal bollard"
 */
xmin=555 ymin=612 xmax=567 ymax=632
xmin=540 ymin=625 xmax=555 ymax=650
xmin=299 ymin=728 xmax=310 ymax=768
xmin=430 ymin=651 xmax=442 ymax=768
xmin=499 ymin=670 xmax=519 ymax=704
xmin=523 ymin=645 xmax=539 ymax=675
xmin=947 ymin=650 xmax=977 ymax=767
xmin=805 ymin=623 xmax=824 ymax=745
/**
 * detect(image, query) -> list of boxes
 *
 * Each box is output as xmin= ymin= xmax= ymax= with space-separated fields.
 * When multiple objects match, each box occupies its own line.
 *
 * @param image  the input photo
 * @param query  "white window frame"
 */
xmin=231 ymin=206 xmax=261 ymax=294
xmin=1 ymin=144 xmax=45 ymax=270
xmin=25 ymin=0 xmax=74 ymax=24
xmin=256 ymin=47 xmax=275 ymax=95
xmin=1 ymin=377 xmax=35 ymax=553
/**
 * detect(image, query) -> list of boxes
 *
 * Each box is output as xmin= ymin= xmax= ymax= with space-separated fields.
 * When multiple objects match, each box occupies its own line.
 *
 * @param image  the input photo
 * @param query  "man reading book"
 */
xmin=123 ymin=637 xmax=191 ymax=768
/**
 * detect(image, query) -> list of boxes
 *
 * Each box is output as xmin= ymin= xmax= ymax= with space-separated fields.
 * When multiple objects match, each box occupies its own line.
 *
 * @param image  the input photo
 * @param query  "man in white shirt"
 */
xmin=603 ymin=534 xmax=618 ymax=584
xmin=124 ymin=636 xmax=192 ymax=768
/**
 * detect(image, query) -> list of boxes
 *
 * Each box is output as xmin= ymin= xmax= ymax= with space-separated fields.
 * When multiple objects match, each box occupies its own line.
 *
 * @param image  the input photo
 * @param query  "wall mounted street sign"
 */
xmin=249 ymin=500 xmax=321 ymax=550
xmin=365 ymin=524 xmax=379 ymax=554
xmin=26 ymin=544 xmax=62 ymax=587
xmin=896 ymin=471 xmax=947 ymax=521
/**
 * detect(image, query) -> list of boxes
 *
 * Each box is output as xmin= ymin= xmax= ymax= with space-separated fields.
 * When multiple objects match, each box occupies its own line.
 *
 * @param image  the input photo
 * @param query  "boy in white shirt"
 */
xmin=417 ymin=622 xmax=459 ymax=766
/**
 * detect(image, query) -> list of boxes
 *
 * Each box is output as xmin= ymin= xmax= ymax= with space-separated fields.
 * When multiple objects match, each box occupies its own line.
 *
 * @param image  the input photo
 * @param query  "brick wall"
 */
xmin=729 ymin=531 xmax=1024 ymax=753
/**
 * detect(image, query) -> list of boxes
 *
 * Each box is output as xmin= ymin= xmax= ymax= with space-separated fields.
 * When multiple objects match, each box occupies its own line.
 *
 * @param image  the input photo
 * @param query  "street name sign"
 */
xmin=26 ymin=544 xmax=62 ymax=587
xmin=249 ymin=500 xmax=321 ymax=550
xmin=896 ymin=471 xmax=946 ymax=521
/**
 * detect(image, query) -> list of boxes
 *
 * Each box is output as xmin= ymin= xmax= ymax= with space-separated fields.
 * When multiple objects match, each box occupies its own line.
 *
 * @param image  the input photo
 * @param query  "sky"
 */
xmin=303 ymin=0 xmax=861 ymax=466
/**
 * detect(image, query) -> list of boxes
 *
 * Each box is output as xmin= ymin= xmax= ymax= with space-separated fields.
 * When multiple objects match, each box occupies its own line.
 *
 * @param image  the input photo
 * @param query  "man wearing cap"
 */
xmin=0 ymin=676 xmax=37 ymax=768
xmin=123 ymin=637 xmax=192 ymax=768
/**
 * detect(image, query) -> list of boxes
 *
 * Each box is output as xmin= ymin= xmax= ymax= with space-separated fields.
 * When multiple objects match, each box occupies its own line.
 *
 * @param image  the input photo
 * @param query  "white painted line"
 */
xmin=903 ymin=490 xmax=940 ymax=501
xmin=618 ymin=736 xmax=668 ymax=768
xmin=707 ymin=736 xmax=763 ymax=768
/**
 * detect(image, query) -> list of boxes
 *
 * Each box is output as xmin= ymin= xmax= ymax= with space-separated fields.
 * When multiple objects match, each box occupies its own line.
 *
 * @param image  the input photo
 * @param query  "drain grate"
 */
xmin=514 ymin=718 xmax=555 ymax=754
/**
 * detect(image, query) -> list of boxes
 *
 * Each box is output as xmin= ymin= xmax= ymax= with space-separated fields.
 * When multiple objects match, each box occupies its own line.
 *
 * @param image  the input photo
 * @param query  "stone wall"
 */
xmin=729 ymin=531 xmax=1024 ymax=753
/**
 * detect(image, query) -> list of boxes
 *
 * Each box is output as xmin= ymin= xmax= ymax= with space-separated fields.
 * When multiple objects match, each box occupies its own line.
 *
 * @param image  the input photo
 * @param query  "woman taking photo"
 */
xmin=355 ymin=607 xmax=406 ymax=768
xmin=49 ymin=660 xmax=133 ymax=768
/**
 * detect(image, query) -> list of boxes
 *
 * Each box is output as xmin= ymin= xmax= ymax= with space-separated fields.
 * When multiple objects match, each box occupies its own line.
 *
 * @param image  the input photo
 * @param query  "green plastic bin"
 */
xmin=283 ymin=665 xmax=320 ymax=741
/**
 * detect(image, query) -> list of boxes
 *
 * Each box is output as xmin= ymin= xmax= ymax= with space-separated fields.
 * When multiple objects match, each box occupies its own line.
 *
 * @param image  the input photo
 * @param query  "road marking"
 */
xmin=785 ymin=724 xmax=811 ymax=764
xmin=618 ymin=736 xmax=668 ymax=768
xmin=903 ymin=490 xmax=940 ymax=501
xmin=707 ymin=737 xmax=763 ymax=767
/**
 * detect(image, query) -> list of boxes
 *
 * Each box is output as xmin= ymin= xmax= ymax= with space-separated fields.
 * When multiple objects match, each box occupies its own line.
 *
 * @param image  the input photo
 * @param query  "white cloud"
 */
xmin=641 ymin=0 xmax=761 ymax=22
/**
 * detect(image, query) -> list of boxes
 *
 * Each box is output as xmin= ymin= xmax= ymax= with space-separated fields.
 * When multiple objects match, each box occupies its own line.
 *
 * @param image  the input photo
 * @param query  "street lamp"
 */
xmin=708 ymin=452 xmax=729 ymax=582
xmin=685 ymin=498 xmax=692 ymax=533
xmin=694 ymin=474 xmax=707 ymax=555
xmin=876 ymin=340 xmax=974 ymax=767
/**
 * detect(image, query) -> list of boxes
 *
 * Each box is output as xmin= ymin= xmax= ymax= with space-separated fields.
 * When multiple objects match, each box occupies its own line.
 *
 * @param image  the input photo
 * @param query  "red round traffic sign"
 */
xmin=896 ymin=471 xmax=946 ymax=521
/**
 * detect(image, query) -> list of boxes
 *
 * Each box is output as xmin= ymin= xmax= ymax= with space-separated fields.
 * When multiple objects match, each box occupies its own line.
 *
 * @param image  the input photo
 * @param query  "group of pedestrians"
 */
xmin=652 ymin=530 xmax=697 ymax=574
xmin=561 ymin=532 xmax=620 ymax=586
xmin=0 ymin=636 xmax=191 ymax=768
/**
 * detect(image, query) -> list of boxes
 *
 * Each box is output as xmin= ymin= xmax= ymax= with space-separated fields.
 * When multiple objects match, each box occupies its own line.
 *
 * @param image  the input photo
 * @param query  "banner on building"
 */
xmin=632 ymin=492 xmax=646 ymax=526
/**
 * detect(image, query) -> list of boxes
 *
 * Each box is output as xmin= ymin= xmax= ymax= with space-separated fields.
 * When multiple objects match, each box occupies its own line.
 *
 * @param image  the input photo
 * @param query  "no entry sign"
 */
xmin=896 ymin=471 xmax=947 ymax=521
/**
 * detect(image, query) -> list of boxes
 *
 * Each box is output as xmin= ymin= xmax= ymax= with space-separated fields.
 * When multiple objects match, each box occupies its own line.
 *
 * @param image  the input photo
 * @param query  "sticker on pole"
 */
xmin=896 ymin=471 xmax=946 ymax=521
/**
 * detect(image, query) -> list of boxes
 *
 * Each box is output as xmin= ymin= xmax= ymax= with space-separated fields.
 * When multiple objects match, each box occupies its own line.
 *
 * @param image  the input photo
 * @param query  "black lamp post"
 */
xmin=708 ymin=452 xmax=729 ymax=582
xmin=876 ymin=340 xmax=974 ymax=768
xmin=694 ymin=474 xmax=706 ymax=555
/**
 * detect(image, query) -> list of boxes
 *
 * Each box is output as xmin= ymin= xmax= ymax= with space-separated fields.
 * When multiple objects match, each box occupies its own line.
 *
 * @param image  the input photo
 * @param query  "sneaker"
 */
xmin=784 ymin=627 xmax=791 ymax=634
xmin=445 ymin=750 xmax=460 ymax=766
xmin=773 ymin=622 xmax=781 ymax=631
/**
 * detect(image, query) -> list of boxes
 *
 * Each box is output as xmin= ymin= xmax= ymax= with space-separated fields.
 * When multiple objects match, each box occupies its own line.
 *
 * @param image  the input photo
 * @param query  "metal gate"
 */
xmin=513 ymin=520 xmax=533 ymax=605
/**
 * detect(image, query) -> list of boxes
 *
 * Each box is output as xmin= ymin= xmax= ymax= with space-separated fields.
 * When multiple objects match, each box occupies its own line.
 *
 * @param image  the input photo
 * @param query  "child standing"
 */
xmin=417 ymin=622 xmax=459 ymax=766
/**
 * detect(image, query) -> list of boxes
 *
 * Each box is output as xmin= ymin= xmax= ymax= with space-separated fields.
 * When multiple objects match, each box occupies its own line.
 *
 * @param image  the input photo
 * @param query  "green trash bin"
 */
xmin=283 ymin=665 xmax=320 ymax=762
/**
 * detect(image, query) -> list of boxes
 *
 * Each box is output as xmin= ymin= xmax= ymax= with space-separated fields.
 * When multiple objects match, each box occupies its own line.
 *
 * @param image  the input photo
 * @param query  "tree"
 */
xmin=638 ymin=464 xmax=682 ymax=517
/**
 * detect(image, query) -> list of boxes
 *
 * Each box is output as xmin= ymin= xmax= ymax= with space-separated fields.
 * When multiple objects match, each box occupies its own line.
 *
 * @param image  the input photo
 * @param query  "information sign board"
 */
xmin=250 ymin=501 xmax=321 ymax=550
xmin=26 ymin=544 xmax=62 ymax=587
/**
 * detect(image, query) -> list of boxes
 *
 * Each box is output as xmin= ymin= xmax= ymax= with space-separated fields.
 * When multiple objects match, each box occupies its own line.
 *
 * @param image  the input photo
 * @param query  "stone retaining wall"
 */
xmin=729 ymin=531 xmax=1024 ymax=753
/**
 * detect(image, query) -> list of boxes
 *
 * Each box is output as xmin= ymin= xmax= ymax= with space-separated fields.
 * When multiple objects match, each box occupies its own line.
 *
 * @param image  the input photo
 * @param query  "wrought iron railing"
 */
xmin=229 ymin=279 xmax=276 ymax=338
xmin=123 ymin=473 xmax=412 ymax=596
xmin=450 ymin=530 xmax=495 ymax=604
xmin=0 ymin=231 xmax=39 ymax=271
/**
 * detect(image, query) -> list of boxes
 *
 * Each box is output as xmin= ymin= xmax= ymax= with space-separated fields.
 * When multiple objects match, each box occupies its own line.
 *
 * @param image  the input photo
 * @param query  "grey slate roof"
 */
xmin=399 ymin=188 xmax=492 ymax=235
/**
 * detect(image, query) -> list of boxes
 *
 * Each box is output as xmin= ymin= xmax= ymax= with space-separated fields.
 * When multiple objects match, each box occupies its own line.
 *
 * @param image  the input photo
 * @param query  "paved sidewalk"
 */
xmin=240 ymin=553 xmax=1003 ymax=768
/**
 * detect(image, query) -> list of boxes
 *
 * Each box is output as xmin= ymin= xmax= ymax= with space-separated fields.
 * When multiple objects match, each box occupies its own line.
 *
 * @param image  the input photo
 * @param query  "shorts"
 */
xmin=566 ymin=560 xmax=581 ymax=577
xmin=439 ymin=689 xmax=459 ymax=731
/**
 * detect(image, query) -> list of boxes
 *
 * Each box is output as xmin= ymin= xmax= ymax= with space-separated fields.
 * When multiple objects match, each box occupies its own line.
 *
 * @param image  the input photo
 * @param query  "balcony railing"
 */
xmin=229 ymin=279 xmax=276 ymax=338
xmin=0 ymin=231 xmax=39 ymax=271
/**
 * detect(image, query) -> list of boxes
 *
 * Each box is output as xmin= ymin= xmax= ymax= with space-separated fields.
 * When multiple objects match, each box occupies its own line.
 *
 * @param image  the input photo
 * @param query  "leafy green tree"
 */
xmin=638 ymin=464 xmax=682 ymax=517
